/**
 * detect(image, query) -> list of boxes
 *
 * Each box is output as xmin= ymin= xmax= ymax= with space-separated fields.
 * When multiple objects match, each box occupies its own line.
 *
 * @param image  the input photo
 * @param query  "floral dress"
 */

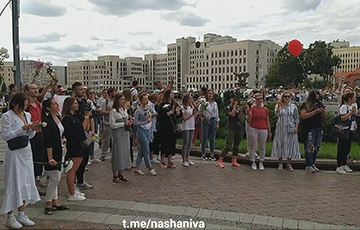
xmin=271 ymin=103 xmax=301 ymax=159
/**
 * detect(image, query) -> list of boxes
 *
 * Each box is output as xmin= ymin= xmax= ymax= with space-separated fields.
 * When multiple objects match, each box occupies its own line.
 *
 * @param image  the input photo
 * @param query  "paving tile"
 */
xmin=252 ymin=214 xmax=269 ymax=225
xmin=239 ymin=213 xmax=254 ymax=223
xmin=225 ymin=212 xmax=240 ymax=222
xmin=197 ymin=209 xmax=213 ymax=219
xmin=299 ymin=220 xmax=315 ymax=230
xmin=144 ymin=204 xmax=162 ymax=213
xmin=130 ymin=202 xmax=149 ymax=211
xmin=267 ymin=217 xmax=284 ymax=228
xmin=283 ymin=219 xmax=299 ymax=229
xmin=155 ymin=205 xmax=173 ymax=214
xmin=169 ymin=206 xmax=187 ymax=215
xmin=211 ymin=210 xmax=226 ymax=220
xmin=102 ymin=214 xmax=135 ymax=225
xmin=117 ymin=201 xmax=137 ymax=210
xmin=76 ymin=212 xmax=111 ymax=223
xmin=183 ymin=207 xmax=200 ymax=216
xmin=105 ymin=200 xmax=124 ymax=208
xmin=346 ymin=226 xmax=360 ymax=230
xmin=37 ymin=211 xmax=85 ymax=221
xmin=82 ymin=199 xmax=111 ymax=207
xmin=205 ymin=224 xmax=222 ymax=230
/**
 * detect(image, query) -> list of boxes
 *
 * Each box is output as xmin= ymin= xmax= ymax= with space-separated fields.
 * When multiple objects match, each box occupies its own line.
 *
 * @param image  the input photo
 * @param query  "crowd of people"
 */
xmin=0 ymin=78 xmax=358 ymax=229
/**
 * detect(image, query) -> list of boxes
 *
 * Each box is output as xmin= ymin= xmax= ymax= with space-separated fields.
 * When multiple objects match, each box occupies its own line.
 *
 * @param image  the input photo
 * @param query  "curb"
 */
xmin=176 ymin=145 xmax=360 ymax=171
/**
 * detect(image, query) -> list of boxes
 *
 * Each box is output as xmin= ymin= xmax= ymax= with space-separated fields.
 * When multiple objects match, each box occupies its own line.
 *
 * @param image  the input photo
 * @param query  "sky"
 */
xmin=0 ymin=0 xmax=359 ymax=66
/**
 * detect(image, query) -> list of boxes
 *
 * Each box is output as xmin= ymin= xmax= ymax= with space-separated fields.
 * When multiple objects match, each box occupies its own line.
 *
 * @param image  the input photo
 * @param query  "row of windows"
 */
xmin=187 ymin=83 xmax=235 ymax=90
xmin=187 ymin=75 xmax=237 ymax=82
xmin=189 ymin=65 xmax=247 ymax=75
xmin=342 ymin=59 xmax=360 ymax=64
xmin=337 ymin=53 xmax=360 ymax=58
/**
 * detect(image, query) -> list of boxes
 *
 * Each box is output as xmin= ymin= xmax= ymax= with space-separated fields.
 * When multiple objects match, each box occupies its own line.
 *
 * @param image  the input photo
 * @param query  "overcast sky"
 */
xmin=0 ymin=0 xmax=359 ymax=66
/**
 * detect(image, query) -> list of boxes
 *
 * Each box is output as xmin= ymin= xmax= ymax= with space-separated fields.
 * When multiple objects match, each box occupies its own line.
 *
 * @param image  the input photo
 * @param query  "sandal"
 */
xmin=112 ymin=176 xmax=122 ymax=183
xmin=45 ymin=207 xmax=54 ymax=215
xmin=118 ymin=175 xmax=128 ymax=182
xmin=168 ymin=162 xmax=176 ymax=169
xmin=52 ymin=204 xmax=69 ymax=211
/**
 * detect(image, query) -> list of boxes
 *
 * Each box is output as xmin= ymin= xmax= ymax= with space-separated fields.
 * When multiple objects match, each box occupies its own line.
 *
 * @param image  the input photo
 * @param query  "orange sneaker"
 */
xmin=231 ymin=158 xmax=241 ymax=167
xmin=216 ymin=161 xmax=225 ymax=168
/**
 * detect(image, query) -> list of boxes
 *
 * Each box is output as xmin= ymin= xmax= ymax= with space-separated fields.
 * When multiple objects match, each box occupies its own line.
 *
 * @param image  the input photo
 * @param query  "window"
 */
xmin=231 ymin=50 xmax=234 ymax=56
xmin=244 ymin=49 xmax=246 ymax=55
xmin=219 ymin=68 xmax=221 ymax=73
xmin=244 ymin=66 xmax=246 ymax=71
xmin=244 ymin=58 xmax=246 ymax=63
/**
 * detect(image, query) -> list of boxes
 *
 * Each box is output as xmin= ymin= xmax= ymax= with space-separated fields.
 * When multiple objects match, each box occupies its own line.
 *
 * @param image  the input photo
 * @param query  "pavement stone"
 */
xmin=267 ymin=217 xmax=284 ymax=228
xmin=225 ymin=212 xmax=240 ymax=222
xmin=283 ymin=218 xmax=299 ymax=229
xmin=211 ymin=210 xmax=226 ymax=220
xmin=299 ymin=220 xmax=315 ymax=230
xmin=0 ymin=139 xmax=358 ymax=229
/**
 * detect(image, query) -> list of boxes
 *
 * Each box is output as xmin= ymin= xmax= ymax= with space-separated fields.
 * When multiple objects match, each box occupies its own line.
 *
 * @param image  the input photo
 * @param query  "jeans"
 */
xmin=304 ymin=128 xmax=323 ymax=166
xmin=182 ymin=130 xmax=194 ymax=159
xmin=201 ymin=118 xmax=217 ymax=155
xmin=136 ymin=128 xmax=152 ymax=169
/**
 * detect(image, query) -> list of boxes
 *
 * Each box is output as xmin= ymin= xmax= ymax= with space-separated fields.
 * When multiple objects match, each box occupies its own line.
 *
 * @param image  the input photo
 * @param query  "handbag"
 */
xmin=7 ymin=113 xmax=29 ymax=151
xmin=175 ymin=123 xmax=183 ymax=132
xmin=287 ymin=122 xmax=296 ymax=134
xmin=7 ymin=135 xmax=29 ymax=150
xmin=331 ymin=115 xmax=351 ymax=140
xmin=81 ymin=131 xmax=93 ymax=148
xmin=202 ymin=117 xmax=211 ymax=125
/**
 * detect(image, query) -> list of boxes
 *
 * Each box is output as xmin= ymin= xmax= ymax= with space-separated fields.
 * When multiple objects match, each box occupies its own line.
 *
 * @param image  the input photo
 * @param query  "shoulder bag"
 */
xmin=7 ymin=113 xmax=29 ymax=151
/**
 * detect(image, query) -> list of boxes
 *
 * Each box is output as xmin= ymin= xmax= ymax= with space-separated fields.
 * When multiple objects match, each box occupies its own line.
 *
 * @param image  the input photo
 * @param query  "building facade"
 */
xmin=1 ymin=62 xmax=14 ymax=89
xmin=332 ymin=41 xmax=360 ymax=73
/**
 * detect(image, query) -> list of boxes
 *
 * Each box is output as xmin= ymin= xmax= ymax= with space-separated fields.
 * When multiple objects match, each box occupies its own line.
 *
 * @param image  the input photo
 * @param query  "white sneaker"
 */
xmin=68 ymin=190 xmax=85 ymax=197
xmin=148 ymin=169 xmax=157 ymax=176
xmin=182 ymin=162 xmax=190 ymax=167
xmin=87 ymin=161 xmax=91 ymax=166
xmin=151 ymin=158 xmax=160 ymax=164
xmin=342 ymin=165 xmax=353 ymax=173
xmin=336 ymin=167 xmax=346 ymax=174
xmin=251 ymin=163 xmax=257 ymax=170
xmin=305 ymin=166 xmax=316 ymax=173
xmin=17 ymin=214 xmax=35 ymax=227
xmin=6 ymin=215 xmax=22 ymax=229
xmin=91 ymin=158 xmax=103 ymax=163
xmin=259 ymin=163 xmax=265 ymax=171
xmin=68 ymin=193 xmax=86 ymax=201
xmin=188 ymin=160 xmax=195 ymax=165
xmin=278 ymin=164 xmax=283 ymax=171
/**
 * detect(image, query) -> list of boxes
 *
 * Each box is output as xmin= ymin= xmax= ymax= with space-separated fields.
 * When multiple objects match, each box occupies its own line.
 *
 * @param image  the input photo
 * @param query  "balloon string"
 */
xmin=297 ymin=56 xmax=315 ymax=90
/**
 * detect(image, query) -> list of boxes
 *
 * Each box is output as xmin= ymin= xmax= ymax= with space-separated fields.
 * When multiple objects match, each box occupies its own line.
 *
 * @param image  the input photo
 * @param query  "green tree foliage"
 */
xmin=265 ymin=43 xmax=306 ymax=88
xmin=304 ymin=78 xmax=328 ymax=89
xmin=0 ymin=47 xmax=10 ymax=86
xmin=304 ymin=41 xmax=341 ymax=81
xmin=265 ymin=40 xmax=341 ymax=88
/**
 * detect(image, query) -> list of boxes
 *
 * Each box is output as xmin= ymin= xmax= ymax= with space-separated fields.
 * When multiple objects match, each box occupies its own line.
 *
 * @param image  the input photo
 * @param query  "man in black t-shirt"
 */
xmin=216 ymin=96 xmax=243 ymax=168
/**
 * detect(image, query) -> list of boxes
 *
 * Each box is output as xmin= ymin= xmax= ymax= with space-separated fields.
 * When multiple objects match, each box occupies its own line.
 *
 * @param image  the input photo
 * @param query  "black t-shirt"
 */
xmin=225 ymin=105 xmax=242 ymax=130
xmin=300 ymin=101 xmax=323 ymax=131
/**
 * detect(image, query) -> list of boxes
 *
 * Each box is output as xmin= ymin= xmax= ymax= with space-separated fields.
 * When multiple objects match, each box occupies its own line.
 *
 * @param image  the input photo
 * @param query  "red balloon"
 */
xmin=288 ymin=40 xmax=302 ymax=57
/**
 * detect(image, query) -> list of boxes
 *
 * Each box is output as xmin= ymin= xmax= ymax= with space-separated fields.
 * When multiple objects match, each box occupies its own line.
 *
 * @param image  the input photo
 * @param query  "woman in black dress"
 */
xmin=157 ymin=89 xmax=182 ymax=169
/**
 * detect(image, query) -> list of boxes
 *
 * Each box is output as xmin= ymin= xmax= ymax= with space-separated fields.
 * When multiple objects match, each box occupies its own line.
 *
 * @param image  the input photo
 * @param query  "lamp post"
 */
xmin=12 ymin=0 xmax=21 ymax=88
xmin=331 ymin=66 xmax=337 ymax=91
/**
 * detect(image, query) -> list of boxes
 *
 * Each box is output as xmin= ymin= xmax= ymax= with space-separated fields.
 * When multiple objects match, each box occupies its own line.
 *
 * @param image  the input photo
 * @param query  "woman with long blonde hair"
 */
xmin=271 ymin=91 xmax=300 ymax=171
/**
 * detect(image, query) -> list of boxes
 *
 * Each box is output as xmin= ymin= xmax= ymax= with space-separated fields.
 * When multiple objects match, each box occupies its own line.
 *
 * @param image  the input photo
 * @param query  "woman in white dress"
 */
xmin=1 ymin=92 xmax=41 ymax=229
xmin=271 ymin=91 xmax=301 ymax=171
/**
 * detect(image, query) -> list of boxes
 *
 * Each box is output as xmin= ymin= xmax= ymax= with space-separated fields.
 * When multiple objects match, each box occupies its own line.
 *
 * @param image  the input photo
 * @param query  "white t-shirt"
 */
xmin=181 ymin=105 xmax=195 ymax=131
xmin=339 ymin=104 xmax=355 ymax=131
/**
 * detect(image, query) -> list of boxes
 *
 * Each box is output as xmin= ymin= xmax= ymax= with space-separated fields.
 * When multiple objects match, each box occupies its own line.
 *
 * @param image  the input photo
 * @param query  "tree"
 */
xmin=265 ymin=43 xmax=307 ymax=88
xmin=0 ymin=47 xmax=10 ymax=86
xmin=304 ymin=41 xmax=341 ymax=81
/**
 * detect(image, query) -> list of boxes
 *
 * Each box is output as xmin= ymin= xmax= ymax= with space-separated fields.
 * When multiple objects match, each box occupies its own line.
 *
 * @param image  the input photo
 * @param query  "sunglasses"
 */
xmin=89 ymin=92 xmax=94 ymax=94
xmin=283 ymin=95 xmax=291 ymax=98
xmin=256 ymin=98 xmax=263 ymax=101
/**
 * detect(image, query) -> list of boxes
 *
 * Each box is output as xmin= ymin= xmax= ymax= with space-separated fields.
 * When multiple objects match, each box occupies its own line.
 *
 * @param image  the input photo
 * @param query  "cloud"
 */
xmin=22 ymin=0 xmax=67 ymax=17
xmin=90 ymin=36 xmax=118 ymax=42
xmin=162 ymin=11 xmax=210 ymax=27
xmin=279 ymin=0 xmax=321 ymax=12
xmin=87 ymin=0 xmax=190 ymax=16
xmin=127 ymin=31 xmax=154 ymax=36
xmin=34 ymin=44 xmax=97 ymax=55
xmin=21 ymin=33 xmax=67 ymax=43
xmin=131 ymin=42 xmax=154 ymax=51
